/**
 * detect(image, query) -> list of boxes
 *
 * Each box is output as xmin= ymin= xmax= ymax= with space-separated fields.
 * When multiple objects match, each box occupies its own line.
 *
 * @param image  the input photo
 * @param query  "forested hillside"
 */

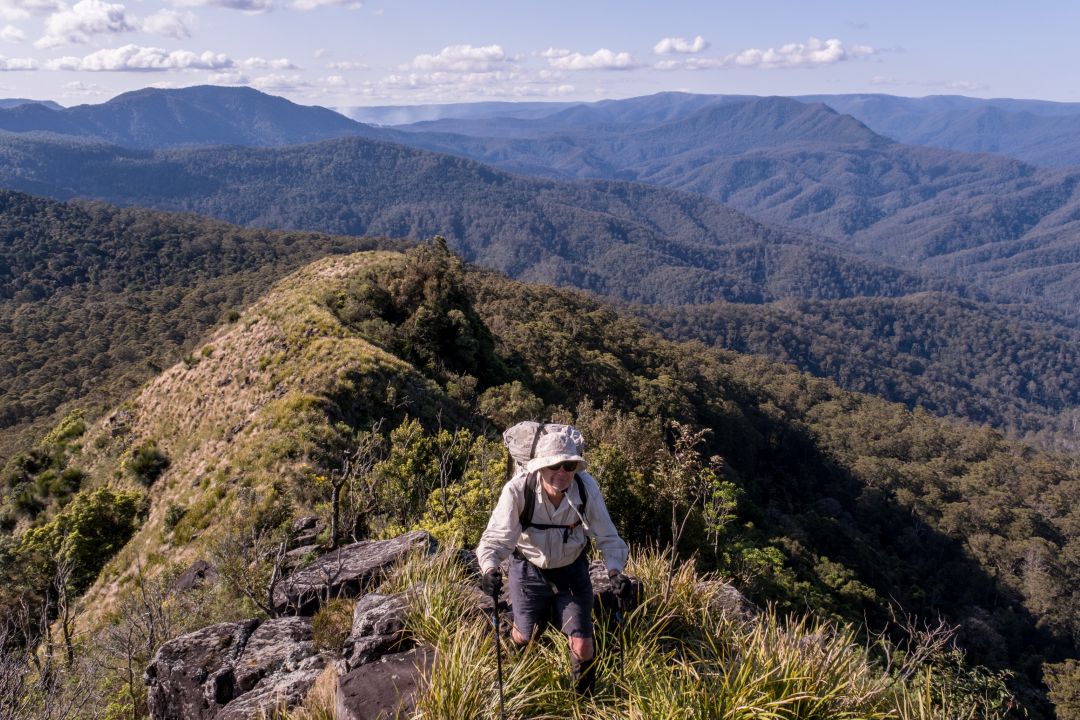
xmin=1 ymin=242 xmax=1077 ymax=717
xmin=0 ymin=189 xmax=405 ymax=459
xmin=3 ymin=146 xmax=1080 ymax=455
xmin=803 ymin=93 xmax=1080 ymax=168
xmin=0 ymin=85 xmax=377 ymax=149
xmin=379 ymin=95 xmax=1080 ymax=315
xmin=638 ymin=293 xmax=1080 ymax=450
xmin=0 ymin=132 xmax=941 ymax=306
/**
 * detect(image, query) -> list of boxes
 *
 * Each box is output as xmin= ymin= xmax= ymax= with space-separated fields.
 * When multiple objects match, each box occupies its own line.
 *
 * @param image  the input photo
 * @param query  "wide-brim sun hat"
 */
xmin=526 ymin=430 xmax=587 ymax=473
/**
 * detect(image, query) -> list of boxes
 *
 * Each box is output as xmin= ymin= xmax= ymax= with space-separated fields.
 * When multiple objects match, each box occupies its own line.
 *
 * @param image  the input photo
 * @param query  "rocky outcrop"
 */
xmin=342 ymin=592 xmax=411 ymax=670
xmin=169 ymin=559 xmax=219 ymax=594
xmin=272 ymin=531 xmax=437 ymax=616
xmin=146 ymin=617 xmax=324 ymax=720
xmin=702 ymin=580 xmax=758 ymax=623
xmin=145 ymin=534 xmax=663 ymax=719
xmin=336 ymin=646 xmax=434 ymax=720
xmin=145 ymin=620 xmax=259 ymax=720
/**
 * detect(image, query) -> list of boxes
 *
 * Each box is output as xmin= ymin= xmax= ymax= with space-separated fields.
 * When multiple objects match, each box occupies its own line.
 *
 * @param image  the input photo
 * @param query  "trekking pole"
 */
xmin=490 ymin=590 xmax=507 ymax=720
xmin=614 ymin=594 xmax=625 ymax=685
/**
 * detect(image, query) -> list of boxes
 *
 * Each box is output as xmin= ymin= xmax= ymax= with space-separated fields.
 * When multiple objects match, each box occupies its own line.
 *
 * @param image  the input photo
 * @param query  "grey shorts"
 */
xmin=508 ymin=551 xmax=594 ymax=640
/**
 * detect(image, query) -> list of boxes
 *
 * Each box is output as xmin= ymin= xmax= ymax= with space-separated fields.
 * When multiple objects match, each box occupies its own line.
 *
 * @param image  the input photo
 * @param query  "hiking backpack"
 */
xmin=502 ymin=421 xmax=589 ymax=533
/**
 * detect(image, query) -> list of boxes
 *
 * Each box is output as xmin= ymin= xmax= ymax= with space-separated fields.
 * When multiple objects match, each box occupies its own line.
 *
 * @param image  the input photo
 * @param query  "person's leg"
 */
xmin=508 ymin=554 xmax=553 ymax=648
xmin=552 ymin=555 xmax=596 ymax=696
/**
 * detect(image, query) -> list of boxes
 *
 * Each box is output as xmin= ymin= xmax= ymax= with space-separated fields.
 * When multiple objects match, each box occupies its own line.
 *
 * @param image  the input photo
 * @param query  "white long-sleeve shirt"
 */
xmin=476 ymin=470 xmax=628 ymax=573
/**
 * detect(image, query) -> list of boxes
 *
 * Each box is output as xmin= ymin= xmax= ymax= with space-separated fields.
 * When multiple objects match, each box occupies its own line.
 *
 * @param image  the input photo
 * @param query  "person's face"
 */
xmin=539 ymin=460 xmax=577 ymax=497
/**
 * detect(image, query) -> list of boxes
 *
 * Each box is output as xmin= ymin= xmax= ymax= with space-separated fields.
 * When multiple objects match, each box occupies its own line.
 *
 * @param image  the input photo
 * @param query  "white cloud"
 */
xmin=0 ymin=0 xmax=61 ymax=20
xmin=656 ymin=37 xmax=876 ymax=72
xmin=47 ymin=43 xmax=233 ymax=71
xmin=61 ymin=78 xmax=105 ymax=95
xmin=251 ymin=72 xmax=310 ymax=92
xmin=731 ymin=37 xmax=874 ymax=69
xmin=320 ymin=74 xmax=346 ymax=87
xmin=170 ymin=0 xmax=272 ymax=13
xmin=207 ymin=69 xmax=247 ymax=84
xmin=871 ymin=75 xmax=987 ymax=92
xmin=543 ymin=47 xmax=637 ymax=71
xmin=241 ymin=56 xmax=296 ymax=69
xmin=326 ymin=59 xmax=366 ymax=70
xmin=291 ymin=0 xmax=360 ymax=9
xmin=36 ymin=0 xmax=135 ymax=48
xmin=0 ymin=53 xmax=34 ymax=68
xmin=409 ymin=44 xmax=509 ymax=73
xmin=141 ymin=9 xmax=192 ymax=38
xmin=0 ymin=23 xmax=23 ymax=40
xmin=653 ymin=36 xmax=708 ymax=55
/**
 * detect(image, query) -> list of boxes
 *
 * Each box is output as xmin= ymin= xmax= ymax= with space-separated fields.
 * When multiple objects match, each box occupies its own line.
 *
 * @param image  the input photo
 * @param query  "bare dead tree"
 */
xmin=330 ymin=420 xmax=385 ymax=548
xmin=210 ymin=491 xmax=293 ymax=619
xmin=873 ymin=601 xmax=960 ymax=684
xmin=434 ymin=424 xmax=461 ymax=525
xmin=51 ymin=552 xmax=76 ymax=667
xmin=0 ymin=611 xmax=34 ymax=720
xmin=97 ymin=558 xmax=179 ymax=720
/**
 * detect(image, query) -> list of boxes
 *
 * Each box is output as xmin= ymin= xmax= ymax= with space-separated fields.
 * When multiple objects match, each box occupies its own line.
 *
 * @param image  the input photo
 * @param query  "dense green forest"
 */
xmin=3 ymin=241 xmax=1077 ymax=717
xmin=0 ymin=130 xmax=958 ymax=306
xmin=637 ymin=293 xmax=1080 ymax=451
xmin=2 ymin=184 xmax=1079 ymax=466
xmin=0 ymin=189 xmax=405 ymax=458
xmin=382 ymin=95 xmax=1080 ymax=316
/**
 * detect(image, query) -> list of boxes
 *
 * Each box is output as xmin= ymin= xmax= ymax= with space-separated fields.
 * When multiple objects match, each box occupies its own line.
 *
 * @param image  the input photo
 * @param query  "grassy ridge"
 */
xmin=2 ymin=243 xmax=1078 ymax=717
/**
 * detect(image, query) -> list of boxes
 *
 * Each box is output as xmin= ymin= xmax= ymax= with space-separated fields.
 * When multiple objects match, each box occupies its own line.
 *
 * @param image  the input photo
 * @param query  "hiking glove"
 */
xmin=608 ymin=570 xmax=630 ymax=597
xmin=481 ymin=568 xmax=503 ymax=597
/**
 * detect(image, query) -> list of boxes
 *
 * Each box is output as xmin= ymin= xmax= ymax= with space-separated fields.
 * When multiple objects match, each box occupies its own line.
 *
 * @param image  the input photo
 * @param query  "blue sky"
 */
xmin=1 ymin=0 xmax=1078 ymax=109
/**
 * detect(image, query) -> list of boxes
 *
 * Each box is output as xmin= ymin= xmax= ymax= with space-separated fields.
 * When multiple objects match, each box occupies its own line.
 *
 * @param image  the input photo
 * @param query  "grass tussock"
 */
xmin=394 ymin=546 xmax=1014 ymax=720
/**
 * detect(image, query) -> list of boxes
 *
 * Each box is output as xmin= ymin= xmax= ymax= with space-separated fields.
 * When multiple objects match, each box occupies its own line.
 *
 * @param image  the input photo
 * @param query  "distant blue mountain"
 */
xmin=798 ymin=94 xmax=1080 ymax=167
xmin=0 ymin=85 xmax=379 ymax=148
xmin=0 ymin=98 xmax=64 ymax=111
xmin=340 ymin=100 xmax=578 ymax=126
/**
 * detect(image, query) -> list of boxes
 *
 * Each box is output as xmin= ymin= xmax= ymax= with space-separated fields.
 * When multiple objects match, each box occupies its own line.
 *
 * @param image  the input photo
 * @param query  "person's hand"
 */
xmin=481 ymin=568 xmax=503 ymax=597
xmin=608 ymin=569 xmax=630 ymax=597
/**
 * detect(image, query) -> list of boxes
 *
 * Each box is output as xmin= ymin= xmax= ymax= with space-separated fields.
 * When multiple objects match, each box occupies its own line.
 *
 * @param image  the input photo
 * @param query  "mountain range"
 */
xmin=2 ymin=85 xmax=1080 ymax=452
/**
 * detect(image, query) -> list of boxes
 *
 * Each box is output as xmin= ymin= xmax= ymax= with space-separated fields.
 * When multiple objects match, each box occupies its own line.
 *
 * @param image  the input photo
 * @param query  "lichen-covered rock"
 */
xmin=701 ymin=580 xmax=758 ymax=623
xmin=291 ymin=515 xmax=326 ymax=547
xmin=336 ymin=646 xmax=434 ymax=720
xmin=230 ymin=617 xmax=324 ymax=696
xmin=216 ymin=667 xmax=325 ymax=720
xmin=145 ymin=619 xmax=259 ymax=720
xmin=145 ymin=617 xmax=326 ymax=720
xmin=273 ymin=531 xmax=437 ymax=616
xmin=169 ymin=559 xmax=219 ymax=594
xmin=342 ymin=592 xmax=411 ymax=670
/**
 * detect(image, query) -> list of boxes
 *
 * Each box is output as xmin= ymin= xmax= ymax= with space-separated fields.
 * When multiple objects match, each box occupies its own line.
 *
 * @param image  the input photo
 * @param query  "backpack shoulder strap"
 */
xmin=574 ymin=473 xmax=588 ymax=516
xmin=520 ymin=472 xmax=588 ymax=532
xmin=519 ymin=473 xmax=537 ymax=531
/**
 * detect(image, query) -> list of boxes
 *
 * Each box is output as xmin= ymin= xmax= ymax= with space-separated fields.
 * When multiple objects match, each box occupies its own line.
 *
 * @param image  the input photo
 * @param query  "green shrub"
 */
xmin=311 ymin=598 xmax=354 ymax=653
xmin=128 ymin=441 xmax=170 ymax=486
xmin=163 ymin=503 xmax=186 ymax=533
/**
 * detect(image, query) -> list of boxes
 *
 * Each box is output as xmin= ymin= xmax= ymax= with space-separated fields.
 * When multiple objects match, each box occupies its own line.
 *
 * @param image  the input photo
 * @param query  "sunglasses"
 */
xmin=546 ymin=461 xmax=578 ymax=472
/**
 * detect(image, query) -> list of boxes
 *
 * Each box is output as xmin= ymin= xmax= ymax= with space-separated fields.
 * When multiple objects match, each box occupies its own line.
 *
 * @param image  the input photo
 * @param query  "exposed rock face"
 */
xmin=336 ymin=646 xmax=434 ymax=720
xmin=145 ymin=534 xmax=675 ymax=719
xmin=700 ymin=580 xmax=758 ymax=623
xmin=169 ymin=559 xmax=219 ymax=594
xmin=146 ymin=617 xmax=324 ymax=720
xmin=342 ymin=592 xmax=411 ymax=670
xmin=272 ymin=531 xmax=437 ymax=616
xmin=291 ymin=515 xmax=326 ymax=547
xmin=145 ymin=620 xmax=259 ymax=720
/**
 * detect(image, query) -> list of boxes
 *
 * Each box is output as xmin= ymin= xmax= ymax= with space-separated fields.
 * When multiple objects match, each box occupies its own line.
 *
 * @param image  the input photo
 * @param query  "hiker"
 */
xmin=476 ymin=427 xmax=630 ymax=697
